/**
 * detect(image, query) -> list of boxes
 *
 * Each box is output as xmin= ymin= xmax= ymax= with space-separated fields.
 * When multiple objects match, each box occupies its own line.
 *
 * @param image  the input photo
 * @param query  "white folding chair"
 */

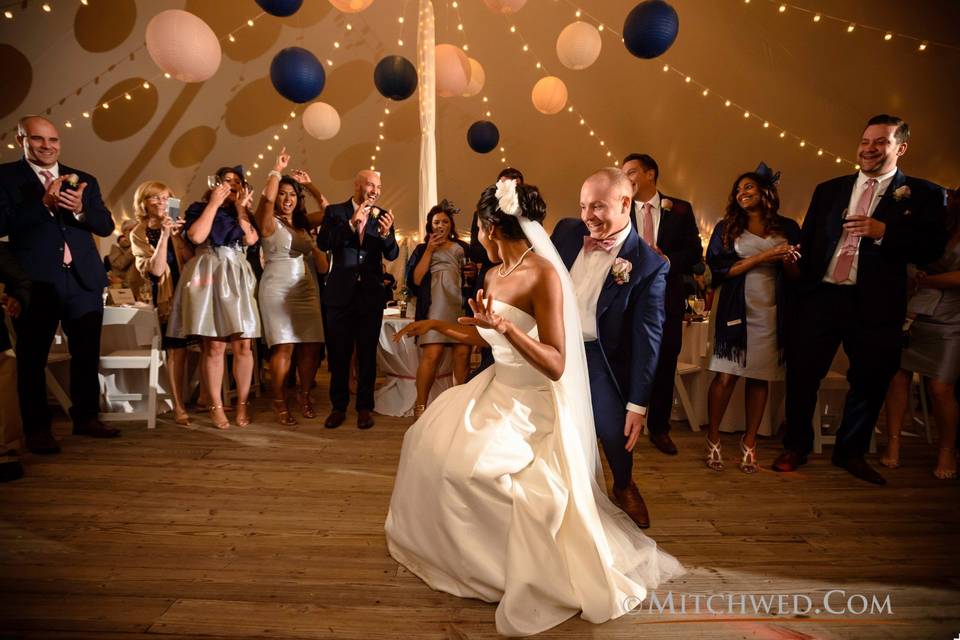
xmin=813 ymin=370 xmax=877 ymax=454
xmin=673 ymin=361 xmax=702 ymax=432
xmin=98 ymin=306 xmax=162 ymax=429
xmin=5 ymin=317 xmax=72 ymax=415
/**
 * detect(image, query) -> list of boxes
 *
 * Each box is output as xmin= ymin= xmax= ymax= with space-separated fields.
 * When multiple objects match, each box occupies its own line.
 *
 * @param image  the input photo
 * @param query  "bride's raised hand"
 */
xmin=393 ymin=320 xmax=434 ymax=342
xmin=460 ymin=290 xmax=509 ymax=334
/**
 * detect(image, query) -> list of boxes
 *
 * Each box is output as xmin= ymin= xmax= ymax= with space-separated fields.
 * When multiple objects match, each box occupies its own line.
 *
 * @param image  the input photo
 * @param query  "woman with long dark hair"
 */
xmin=404 ymin=199 xmax=472 ymax=417
xmin=704 ymin=167 xmax=800 ymax=473
xmin=255 ymin=149 xmax=328 ymax=425
xmin=167 ymin=165 xmax=260 ymax=429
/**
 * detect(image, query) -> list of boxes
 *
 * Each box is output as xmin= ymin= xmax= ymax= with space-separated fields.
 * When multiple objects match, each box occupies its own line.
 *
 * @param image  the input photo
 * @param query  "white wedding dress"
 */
xmin=385 ymin=297 xmax=684 ymax=636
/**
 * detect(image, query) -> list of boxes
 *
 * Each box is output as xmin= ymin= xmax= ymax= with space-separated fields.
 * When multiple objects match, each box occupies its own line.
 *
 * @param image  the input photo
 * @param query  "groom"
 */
xmin=552 ymin=168 xmax=668 ymax=529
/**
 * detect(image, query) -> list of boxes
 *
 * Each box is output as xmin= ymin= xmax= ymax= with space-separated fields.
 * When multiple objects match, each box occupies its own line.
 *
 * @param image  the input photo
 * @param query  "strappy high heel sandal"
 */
xmin=297 ymin=392 xmax=316 ymax=419
xmin=738 ymin=436 xmax=759 ymax=474
xmin=208 ymin=405 xmax=230 ymax=430
xmin=705 ymin=437 xmax=724 ymax=471
xmin=173 ymin=407 xmax=191 ymax=426
xmin=235 ymin=401 xmax=252 ymax=427
xmin=272 ymin=400 xmax=298 ymax=427
xmin=880 ymin=434 xmax=901 ymax=469
xmin=413 ymin=404 xmax=426 ymax=419
xmin=934 ymin=447 xmax=957 ymax=480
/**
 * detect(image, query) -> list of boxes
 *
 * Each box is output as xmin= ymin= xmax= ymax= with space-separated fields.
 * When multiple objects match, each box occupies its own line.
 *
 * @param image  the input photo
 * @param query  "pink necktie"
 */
xmin=641 ymin=202 xmax=655 ymax=246
xmin=831 ymin=178 xmax=877 ymax=282
xmin=583 ymin=235 xmax=617 ymax=253
xmin=41 ymin=169 xmax=72 ymax=265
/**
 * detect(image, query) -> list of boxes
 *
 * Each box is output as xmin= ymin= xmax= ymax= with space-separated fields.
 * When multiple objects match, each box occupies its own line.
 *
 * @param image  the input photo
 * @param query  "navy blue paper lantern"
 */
xmin=467 ymin=121 xmax=499 ymax=154
xmin=256 ymin=0 xmax=303 ymax=17
xmin=622 ymin=0 xmax=679 ymax=59
xmin=374 ymin=55 xmax=418 ymax=101
xmin=270 ymin=47 xmax=325 ymax=103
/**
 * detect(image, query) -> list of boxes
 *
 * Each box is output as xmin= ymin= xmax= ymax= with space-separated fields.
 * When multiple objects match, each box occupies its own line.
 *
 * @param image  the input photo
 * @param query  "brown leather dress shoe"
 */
xmin=324 ymin=410 xmax=346 ymax=429
xmin=611 ymin=481 xmax=650 ymax=529
xmin=357 ymin=410 xmax=375 ymax=430
xmin=72 ymin=419 xmax=120 ymax=438
xmin=771 ymin=449 xmax=808 ymax=472
xmin=832 ymin=455 xmax=887 ymax=486
xmin=25 ymin=432 xmax=61 ymax=455
xmin=650 ymin=432 xmax=678 ymax=455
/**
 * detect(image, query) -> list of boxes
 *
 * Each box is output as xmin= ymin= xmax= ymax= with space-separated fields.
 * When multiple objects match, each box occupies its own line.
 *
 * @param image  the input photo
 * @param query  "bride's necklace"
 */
xmin=497 ymin=246 xmax=534 ymax=278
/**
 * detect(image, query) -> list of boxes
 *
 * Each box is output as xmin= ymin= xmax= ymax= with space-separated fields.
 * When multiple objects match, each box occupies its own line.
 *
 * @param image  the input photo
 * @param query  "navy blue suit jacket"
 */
xmin=551 ymin=218 xmax=668 ymax=408
xmin=0 ymin=158 xmax=114 ymax=291
xmin=797 ymin=170 xmax=946 ymax=323
xmin=317 ymin=198 xmax=399 ymax=308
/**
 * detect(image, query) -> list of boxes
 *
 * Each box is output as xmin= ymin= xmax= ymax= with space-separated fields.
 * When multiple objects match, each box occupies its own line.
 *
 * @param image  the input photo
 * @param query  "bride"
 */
xmin=385 ymin=180 xmax=683 ymax=636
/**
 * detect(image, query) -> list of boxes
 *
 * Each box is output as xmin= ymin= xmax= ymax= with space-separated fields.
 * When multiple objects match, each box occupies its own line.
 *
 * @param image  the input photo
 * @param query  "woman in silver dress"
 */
xmin=882 ymin=187 xmax=959 ymax=479
xmin=255 ymin=150 xmax=328 ymax=425
xmin=704 ymin=169 xmax=800 ymax=473
xmin=167 ymin=167 xmax=260 ymax=429
xmin=405 ymin=200 xmax=473 ymax=417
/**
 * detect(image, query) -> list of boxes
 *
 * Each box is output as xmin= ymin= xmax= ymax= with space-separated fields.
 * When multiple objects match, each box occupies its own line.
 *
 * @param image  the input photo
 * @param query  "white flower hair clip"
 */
xmin=495 ymin=178 xmax=521 ymax=217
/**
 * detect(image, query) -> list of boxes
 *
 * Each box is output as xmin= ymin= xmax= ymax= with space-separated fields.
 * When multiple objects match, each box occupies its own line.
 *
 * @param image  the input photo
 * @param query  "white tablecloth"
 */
xmin=375 ymin=316 xmax=454 ymax=417
xmin=674 ymin=317 xmax=785 ymax=436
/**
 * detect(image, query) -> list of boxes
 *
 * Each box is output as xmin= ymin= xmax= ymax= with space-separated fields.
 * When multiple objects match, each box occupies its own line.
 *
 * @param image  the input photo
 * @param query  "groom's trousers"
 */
xmin=585 ymin=341 xmax=632 ymax=490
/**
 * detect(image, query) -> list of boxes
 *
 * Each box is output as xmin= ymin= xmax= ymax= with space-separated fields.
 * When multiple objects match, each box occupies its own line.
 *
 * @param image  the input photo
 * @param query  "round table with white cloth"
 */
xmin=375 ymin=313 xmax=454 ymax=417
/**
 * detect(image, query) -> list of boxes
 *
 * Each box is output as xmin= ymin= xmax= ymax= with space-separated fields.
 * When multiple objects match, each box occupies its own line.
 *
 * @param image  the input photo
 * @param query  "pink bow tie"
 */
xmin=583 ymin=235 xmax=617 ymax=254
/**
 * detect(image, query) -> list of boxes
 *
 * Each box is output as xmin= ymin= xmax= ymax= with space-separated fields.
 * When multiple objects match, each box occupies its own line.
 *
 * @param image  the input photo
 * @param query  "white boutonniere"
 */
xmin=660 ymin=198 xmax=673 ymax=212
xmin=611 ymin=257 xmax=632 ymax=285
xmin=892 ymin=185 xmax=911 ymax=201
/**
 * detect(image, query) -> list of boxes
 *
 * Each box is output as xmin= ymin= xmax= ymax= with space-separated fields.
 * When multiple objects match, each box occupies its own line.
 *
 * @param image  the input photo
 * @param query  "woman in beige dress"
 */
xmin=255 ymin=149 xmax=328 ymax=425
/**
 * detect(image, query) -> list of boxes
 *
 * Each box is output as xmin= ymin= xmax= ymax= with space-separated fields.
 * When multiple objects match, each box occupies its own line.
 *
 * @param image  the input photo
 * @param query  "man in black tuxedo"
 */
xmin=773 ymin=114 xmax=946 ymax=484
xmin=621 ymin=153 xmax=703 ymax=455
xmin=317 ymin=170 xmax=398 ymax=429
xmin=0 ymin=115 xmax=118 ymax=455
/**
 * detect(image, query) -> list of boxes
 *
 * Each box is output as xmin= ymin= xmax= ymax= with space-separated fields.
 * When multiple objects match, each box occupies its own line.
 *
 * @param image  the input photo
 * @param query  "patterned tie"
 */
xmin=41 ymin=169 xmax=72 ymax=265
xmin=831 ymin=178 xmax=877 ymax=282
xmin=641 ymin=202 xmax=655 ymax=247
xmin=583 ymin=235 xmax=617 ymax=253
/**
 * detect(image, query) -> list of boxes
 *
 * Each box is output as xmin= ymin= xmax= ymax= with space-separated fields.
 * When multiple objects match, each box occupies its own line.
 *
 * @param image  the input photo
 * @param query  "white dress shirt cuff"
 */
xmin=626 ymin=402 xmax=646 ymax=416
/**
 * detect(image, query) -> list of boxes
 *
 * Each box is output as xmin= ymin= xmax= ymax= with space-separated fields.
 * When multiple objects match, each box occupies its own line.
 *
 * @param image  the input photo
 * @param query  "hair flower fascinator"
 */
xmin=495 ymin=178 xmax=521 ymax=217
xmin=755 ymin=161 xmax=781 ymax=186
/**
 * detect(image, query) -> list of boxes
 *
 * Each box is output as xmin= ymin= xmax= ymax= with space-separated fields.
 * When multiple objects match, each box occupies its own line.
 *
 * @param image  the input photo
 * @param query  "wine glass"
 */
xmin=691 ymin=297 xmax=706 ymax=317
xmin=206 ymin=175 xmax=222 ymax=190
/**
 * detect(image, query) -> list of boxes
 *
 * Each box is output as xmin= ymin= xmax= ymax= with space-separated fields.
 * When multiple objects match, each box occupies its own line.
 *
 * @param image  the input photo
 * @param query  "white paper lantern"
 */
xmin=531 ymin=76 xmax=568 ymax=115
xmin=302 ymin=102 xmax=341 ymax=140
xmin=556 ymin=21 xmax=602 ymax=70
xmin=328 ymin=0 xmax=374 ymax=12
xmin=145 ymin=10 xmax=221 ymax=83
xmin=482 ymin=0 xmax=526 ymax=15
xmin=462 ymin=58 xmax=485 ymax=97
xmin=435 ymin=44 xmax=471 ymax=98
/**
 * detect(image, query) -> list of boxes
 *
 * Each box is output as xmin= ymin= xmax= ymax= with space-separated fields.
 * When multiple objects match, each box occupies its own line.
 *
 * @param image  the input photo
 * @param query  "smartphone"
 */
xmin=168 ymin=197 xmax=181 ymax=220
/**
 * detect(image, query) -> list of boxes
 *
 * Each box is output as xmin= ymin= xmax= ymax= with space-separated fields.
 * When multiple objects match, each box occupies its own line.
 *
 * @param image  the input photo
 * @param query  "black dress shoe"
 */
xmin=0 ymin=460 xmax=24 ymax=482
xmin=324 ymin=410 xmax=346 ymax=429
xmin=24 ymin=432 xmax=61 ymax=455
xmin=649 ymin=432 xmax=678 ymax=455
xmin=357 ymin=410 xmax=375 ymax=430
xmin=73 ymin=419 xmax=121 ymax=438
xmin=832 ymin=455 xmax=886 ymax=485
xmin=772 ymin=449 xmax=808 ymax=472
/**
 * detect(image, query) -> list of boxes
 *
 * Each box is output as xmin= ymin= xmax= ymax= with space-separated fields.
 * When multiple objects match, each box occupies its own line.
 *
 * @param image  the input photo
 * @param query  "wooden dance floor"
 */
xmin=1 ymin=371 xmax=958 ymax=639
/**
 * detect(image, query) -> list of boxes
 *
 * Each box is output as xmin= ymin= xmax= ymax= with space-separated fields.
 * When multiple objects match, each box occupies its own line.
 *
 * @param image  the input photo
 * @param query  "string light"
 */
xmin=747 ymin=0 xmax=959 ymax=52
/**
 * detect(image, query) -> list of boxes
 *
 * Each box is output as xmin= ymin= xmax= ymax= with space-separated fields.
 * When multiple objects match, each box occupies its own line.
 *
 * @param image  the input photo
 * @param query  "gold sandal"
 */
xmin=413 ymin=403 xmax=426 ymax=419
xmin=235 ymin=401 xmax=252 ymax=427
xmin=272 ymin=400 xmax=298 ymax=427
xmin=705 ymin=437 xmax=723 ymax=471
xmin=738 ymin=436 xmax=759 ymax=474
xmin=297 ymin=392 xmax=316 ymax=419
xmin=208 ymin=405 xmax=230 ymax=430
xmin=880 ymin=434 xmax=901 ymax=469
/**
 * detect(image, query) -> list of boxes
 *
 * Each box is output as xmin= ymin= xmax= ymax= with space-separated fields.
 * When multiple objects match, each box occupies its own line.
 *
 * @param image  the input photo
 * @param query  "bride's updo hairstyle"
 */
xmin=476 ymin=182 xmax=547 ymax=240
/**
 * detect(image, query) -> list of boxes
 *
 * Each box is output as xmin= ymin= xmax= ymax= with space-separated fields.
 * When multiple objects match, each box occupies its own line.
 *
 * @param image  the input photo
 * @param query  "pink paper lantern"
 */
xmin=435 ymin=44 xmax=472 ymax=98
xmin=145 ymin=10 xmax=221 ymax=83
xmin=556 ymin=21 xmax=602 ymax=70
xmin=531 ymin=76 xmax=568 ymax=115
xmin=482 ymin=0 xmax=527 ymax=15
xmin=462 ymin=58 xmax=486 ymax=97
xmin=328 ymin=0 xmax=374 ymax=13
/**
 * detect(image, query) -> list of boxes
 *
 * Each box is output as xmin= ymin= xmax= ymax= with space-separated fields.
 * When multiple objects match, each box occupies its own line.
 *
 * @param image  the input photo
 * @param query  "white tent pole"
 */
xmin=416 ymin=0 xmax=437 ymax=240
